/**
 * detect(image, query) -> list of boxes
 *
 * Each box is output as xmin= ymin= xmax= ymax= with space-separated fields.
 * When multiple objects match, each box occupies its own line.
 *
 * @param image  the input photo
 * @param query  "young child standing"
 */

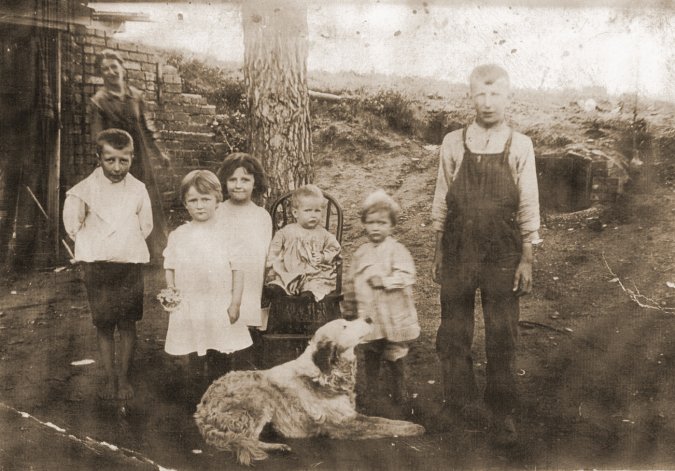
xmin=63 ymin=128 xmax=152 ymax=400
xmin=215 ymin=153 xmax=272 ymax=333
xmin=265 ymin=184 xmax=341 ymax=301
xmin=162 ymin=170 xmax=252 ymax=375
xmin=344 ymin=189 xmax=420 ymax=408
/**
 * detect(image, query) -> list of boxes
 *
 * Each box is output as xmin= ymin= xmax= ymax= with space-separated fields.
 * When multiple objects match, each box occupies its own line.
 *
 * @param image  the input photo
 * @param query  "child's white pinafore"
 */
xmin=216 ymin=201 xmax=272 ymax=329
xmin=163 ymin=222 xmax=252 ymax=356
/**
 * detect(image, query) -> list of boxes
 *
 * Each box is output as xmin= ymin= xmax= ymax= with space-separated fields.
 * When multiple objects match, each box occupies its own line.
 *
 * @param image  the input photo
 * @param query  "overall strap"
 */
xmin=502 ymin=129 xmax=514 ymax=164
xmin=462 ymin=126 xmax=470 ymax=153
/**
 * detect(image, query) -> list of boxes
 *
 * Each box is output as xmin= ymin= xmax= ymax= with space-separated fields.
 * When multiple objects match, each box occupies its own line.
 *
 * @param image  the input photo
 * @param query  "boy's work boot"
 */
xmin=435 ymin=358 xmax=488 ymax=430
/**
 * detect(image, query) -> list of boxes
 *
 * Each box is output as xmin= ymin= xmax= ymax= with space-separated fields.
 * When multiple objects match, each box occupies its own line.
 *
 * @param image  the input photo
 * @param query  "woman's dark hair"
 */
xmin=216 ymin=152 xmax=268 ymax=198
xmin=96 ymin=49 xmax=125 ymax=75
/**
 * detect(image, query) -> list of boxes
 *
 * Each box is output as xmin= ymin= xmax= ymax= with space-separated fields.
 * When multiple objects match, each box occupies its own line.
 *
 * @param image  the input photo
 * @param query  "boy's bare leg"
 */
xmin=118 ymin=322 xmax=137 ymax=400
xmin=96 ymin=325 xmax=117 ymax=400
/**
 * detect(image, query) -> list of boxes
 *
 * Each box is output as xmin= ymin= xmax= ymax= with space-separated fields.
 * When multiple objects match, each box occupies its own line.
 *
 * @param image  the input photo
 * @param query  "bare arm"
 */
xmin=512 ymin=242 xmax=533 ymax=296
xmin=228 ymin=270 xmax=244 ymax=323
xmin=165 ymin=269 xmax=175 ymax=289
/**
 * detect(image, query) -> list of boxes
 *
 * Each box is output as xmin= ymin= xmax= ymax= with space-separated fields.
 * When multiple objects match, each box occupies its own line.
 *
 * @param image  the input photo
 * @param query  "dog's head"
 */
xmin=310 ymin=318 xmax=372 ymax=376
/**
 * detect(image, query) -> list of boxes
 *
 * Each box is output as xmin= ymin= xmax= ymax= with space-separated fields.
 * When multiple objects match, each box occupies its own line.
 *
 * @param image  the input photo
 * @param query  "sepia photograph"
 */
xmin=1 ymin=0 xmax=674 ymax=469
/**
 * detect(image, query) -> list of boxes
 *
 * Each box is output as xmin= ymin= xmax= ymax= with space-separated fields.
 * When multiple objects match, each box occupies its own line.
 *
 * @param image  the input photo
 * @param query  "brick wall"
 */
xmin=61 ymin=25 xmax=218 ymax=209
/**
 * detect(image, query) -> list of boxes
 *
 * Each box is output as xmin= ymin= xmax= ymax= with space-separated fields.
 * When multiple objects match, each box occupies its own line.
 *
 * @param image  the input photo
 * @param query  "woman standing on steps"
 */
xmin=89 ymin=49 xmax=170 ymax=264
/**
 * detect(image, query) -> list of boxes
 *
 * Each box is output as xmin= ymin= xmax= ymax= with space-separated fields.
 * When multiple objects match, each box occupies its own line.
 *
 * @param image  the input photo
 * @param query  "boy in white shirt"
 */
xmin=63 ymin=128 xmax=153 ymax=400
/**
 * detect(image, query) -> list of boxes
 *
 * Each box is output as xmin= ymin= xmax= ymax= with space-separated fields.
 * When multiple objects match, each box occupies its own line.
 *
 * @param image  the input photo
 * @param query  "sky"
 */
xmin=94 ymin=2 xmax=675 ymax=101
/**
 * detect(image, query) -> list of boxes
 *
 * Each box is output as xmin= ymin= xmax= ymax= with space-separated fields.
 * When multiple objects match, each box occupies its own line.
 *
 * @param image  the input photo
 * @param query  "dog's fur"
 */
xmin=194 ymin=318 xmax=425 ymax=465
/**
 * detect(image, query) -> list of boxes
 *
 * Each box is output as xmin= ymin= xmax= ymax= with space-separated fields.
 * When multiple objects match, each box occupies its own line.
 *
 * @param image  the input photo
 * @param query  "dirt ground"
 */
xmin=1 ymin=87 xmax=675 ymax=470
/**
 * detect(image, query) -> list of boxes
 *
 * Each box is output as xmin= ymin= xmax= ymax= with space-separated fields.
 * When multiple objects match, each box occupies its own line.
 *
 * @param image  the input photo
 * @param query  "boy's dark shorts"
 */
xmin=83 ymin=262 xmax=144 ymax=329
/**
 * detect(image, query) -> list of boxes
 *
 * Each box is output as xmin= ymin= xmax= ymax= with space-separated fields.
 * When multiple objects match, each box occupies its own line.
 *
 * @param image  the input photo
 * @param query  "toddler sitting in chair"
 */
xmin=265 ymin=184 xmax=341 ymax=302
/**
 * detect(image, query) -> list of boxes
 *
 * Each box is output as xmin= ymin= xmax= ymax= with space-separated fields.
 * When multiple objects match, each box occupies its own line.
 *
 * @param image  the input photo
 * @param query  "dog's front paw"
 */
xmin=413 ymin=424 xmax=425 ymax=435
xmin=401 ymin=423 xmax=425 ymax=436
xmin=269 ymin=443 xmax=292 ymax=453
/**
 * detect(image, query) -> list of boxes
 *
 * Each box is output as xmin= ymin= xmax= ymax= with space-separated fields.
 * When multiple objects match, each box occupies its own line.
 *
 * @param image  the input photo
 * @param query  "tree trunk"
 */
xmin=242 ymin=0 xmax=313 ymax=204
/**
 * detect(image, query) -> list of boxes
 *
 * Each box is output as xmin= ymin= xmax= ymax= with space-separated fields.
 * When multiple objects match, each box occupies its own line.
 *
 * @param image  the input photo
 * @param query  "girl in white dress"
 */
xmin=215 ymin=153 xmax=272 ymax=329
xmin=216 ymin=153 xmax=272 ymax=366
xmin=163 ymin=170 xmax=252 ymax=369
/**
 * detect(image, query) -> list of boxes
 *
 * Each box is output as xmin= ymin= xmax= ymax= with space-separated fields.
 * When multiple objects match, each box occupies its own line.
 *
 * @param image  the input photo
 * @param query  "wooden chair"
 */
xmin=262 ymin=190 xmax=344 ymax=367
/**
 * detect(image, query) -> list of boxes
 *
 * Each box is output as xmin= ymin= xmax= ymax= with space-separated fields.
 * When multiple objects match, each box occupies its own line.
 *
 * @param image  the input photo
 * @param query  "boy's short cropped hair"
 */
xmin=291 ymin=184 xmax=325 ymax=209
xmin=217 ymin=152 xmax=268 ymax=199
xmin=469 ymin=64 xmax=510 ymax=88
xmin=180 ymin=170 xmax=223 ymax=203
xmin=360 ymin=189 xmax=400 ymax=226
xmin=96 ymin=49 xmax=125 ymax=74
xmin=95 ymin=128 xmax=134 ymax=155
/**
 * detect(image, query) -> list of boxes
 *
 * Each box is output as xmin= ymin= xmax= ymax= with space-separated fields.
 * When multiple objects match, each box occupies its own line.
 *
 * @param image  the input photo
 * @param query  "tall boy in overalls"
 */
xmin=431 ymin=64 xmax=540 ymax=446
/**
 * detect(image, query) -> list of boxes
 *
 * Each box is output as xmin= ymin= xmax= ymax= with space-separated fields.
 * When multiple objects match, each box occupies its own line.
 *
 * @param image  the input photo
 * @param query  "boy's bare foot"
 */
xmin=97 ymin=377 xmax=117 ymax=400
xmin=117 ymin=380 xmax=134 ymax=400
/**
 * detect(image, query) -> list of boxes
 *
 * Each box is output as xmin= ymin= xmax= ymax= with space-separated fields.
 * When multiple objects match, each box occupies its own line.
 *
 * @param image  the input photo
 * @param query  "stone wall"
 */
xmin=536 ymin=146 xmax=626 ymax=213
xmin=60 ymin=25 xmax=218 ymax=209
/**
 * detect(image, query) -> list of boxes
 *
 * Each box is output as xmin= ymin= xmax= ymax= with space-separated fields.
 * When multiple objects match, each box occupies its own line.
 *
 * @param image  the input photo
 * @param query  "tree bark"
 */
xmin=242 ymin=0 xmax=313 ymax=204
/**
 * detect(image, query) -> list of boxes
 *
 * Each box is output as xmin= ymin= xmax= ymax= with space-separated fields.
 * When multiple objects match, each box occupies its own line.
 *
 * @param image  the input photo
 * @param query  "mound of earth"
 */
xmin=1 ymin=77 xmax=674 ymax=470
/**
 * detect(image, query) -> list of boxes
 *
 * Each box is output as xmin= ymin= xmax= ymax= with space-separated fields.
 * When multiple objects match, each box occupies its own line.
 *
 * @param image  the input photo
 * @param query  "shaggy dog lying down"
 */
xmin=194 ymin=318 xmax=425 ymax=465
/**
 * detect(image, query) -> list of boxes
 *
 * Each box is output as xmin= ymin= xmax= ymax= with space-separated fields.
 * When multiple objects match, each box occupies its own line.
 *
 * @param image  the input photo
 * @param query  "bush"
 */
xmin=211 ymin=80 xmax=247 ymax=110
xmin=210 ymin=110 xmax=249 ymax=155
xmin=360 ymin=90 xmax=416 ymax=134
xmin=312 ymin=99 xmax=359 ymax=123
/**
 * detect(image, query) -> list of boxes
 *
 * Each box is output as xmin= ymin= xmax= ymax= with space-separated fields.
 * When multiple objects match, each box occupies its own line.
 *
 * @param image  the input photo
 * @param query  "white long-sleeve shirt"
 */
xmin=431 ymin=121 xmax=541 ymax=243
xmin=63 ymin=167 xmax=153 ymax=263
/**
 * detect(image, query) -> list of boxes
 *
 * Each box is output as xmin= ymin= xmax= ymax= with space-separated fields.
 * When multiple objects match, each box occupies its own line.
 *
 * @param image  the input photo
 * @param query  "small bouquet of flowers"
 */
xmin=157 ymin=287 xmax=182 ymax=312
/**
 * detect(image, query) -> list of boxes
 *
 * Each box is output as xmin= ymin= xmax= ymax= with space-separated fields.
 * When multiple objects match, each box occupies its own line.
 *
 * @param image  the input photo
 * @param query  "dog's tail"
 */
xmin=197 ymin=421 xmax=268 ymax=466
